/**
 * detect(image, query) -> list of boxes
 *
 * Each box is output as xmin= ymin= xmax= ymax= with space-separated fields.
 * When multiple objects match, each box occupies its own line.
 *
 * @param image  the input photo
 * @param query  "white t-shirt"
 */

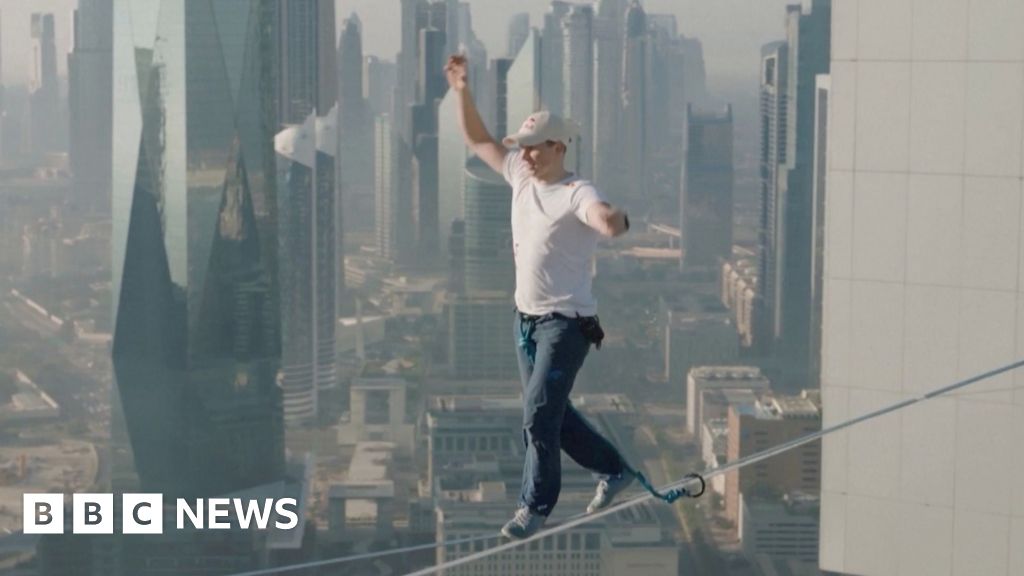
xmin=503 ymin=150 xmax=606 ymax=316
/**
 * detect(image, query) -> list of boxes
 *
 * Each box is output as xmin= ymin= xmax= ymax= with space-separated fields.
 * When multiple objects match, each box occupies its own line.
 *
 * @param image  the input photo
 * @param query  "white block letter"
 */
xmin=208 ymin=498 xmax=231 ymax=529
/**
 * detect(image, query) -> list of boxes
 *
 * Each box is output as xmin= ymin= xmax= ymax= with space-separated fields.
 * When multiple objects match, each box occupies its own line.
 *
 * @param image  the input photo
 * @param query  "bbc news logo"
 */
xmin=23 ymin=494 xmax=299 ymax=534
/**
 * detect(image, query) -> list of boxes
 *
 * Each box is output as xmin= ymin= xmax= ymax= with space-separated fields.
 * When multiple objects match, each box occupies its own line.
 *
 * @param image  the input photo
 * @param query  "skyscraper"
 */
xmin=807 ymin=72 xmax=829 ymax=413
xmin=375 ymin=114 xmax=397 ymax=261
xmin=443 ymin=0 xmax=460 ymax=58
xmin=111 ymin=0 xmax=285 ymax=497
xmin=506 ymin=12 xmax=530 ymax=58
xmin=646 ymin=14 xmax=679 ymax=182
xmin=541 ymin=1 xmax=570 ymax=116
xmin=411 ymin=25 xmax=446 ymax=263
xmin=819 ymin=2 xmax=1024 ymax=574
xmin=593 ymin=0 xmax=626 ymax=196
xmin=69 ymin=0 xmax=113 ymax=213
xmin=418 ymin=27 xmax=447 ymax=106
xmin=276 ymin=0 xmax=338 ymax=422
xmin=757 ymin=40 xmax=789 ymax=355
xmin=561 ymin=4 xmax=594 ymax=178
xmin=277 ymin=0 xmax=337 ymax=125
xmin=489 ymin=57 xmax=513 ymax=139
xmin=777 ymin=1 xmax=830 ymax=391
xmin=681 ymin=105 xmax=733 ymax=275
xmin=438 ymin=88 xmax=466 ymax=253
xmin=462 ymin=156 xmax=513 ymax=294
xmin=338 ymin=15 xmax=370 ymax=275
xmin=364 ymin=55 xmax=397 ymax=118
xmin=314 ymin=109 xmax=338 ymax=398
xmin=29 ymin=13 xmax=60 ymax=159
xmin=412 ymin=101 xmax=440 ymax=261
xmin=621 ymin=1 xmax=648 ymax=206
xmin=397 ymin=0 xmax=428 ymax=139
xmin=448 ymin=156 xmax=516 ymax=380
xmin=275 ymin=115 xmax=317 ymax=424
xmin=652 ymin=27 xmax=706 ymax=221
xmin=756 ymin=1 xmax=831 ymax=391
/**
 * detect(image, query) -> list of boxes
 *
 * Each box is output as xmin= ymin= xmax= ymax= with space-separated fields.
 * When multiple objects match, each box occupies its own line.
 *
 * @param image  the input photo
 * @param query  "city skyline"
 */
xmin=5 ymin=1 xmax=1024 ymax=575
xmin=0 ymin=0 xmax=799 ymax=87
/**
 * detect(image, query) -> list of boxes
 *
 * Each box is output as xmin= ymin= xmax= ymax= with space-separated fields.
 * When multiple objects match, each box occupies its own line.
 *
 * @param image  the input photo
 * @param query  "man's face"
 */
xmin=520 ymin=140 xmax=566 ymax=179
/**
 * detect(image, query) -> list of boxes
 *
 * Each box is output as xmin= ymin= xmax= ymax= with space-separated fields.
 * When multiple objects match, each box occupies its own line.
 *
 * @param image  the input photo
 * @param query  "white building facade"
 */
xmin=819 ymin=1 xmax=1024 ymax=574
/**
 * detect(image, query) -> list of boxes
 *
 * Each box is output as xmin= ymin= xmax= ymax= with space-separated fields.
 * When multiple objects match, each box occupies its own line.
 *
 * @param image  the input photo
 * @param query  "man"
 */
xmin=444 ymin=54 xmax=635 ymax=540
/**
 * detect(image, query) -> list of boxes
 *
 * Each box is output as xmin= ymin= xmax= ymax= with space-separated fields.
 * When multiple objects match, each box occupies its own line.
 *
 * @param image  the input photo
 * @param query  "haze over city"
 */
xmin=0 ymin=1 xmax=1022 ymax=576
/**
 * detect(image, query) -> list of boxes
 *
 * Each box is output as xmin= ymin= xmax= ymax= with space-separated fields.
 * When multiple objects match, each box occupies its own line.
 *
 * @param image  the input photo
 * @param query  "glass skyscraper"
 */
xmin=111 ymin=0 xmax=285 ymax=498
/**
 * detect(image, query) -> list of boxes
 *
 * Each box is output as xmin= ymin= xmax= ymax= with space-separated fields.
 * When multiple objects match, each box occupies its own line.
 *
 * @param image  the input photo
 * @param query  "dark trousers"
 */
xmin=514 ymin=310 xmax=626 ymax=515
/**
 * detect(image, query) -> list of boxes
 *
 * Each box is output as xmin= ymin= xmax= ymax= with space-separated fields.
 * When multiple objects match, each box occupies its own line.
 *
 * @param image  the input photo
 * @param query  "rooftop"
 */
xmin=347 ymin=441 xmax=394 ymax=482
xmin=690 ymin=365 xmax=767 ymax=381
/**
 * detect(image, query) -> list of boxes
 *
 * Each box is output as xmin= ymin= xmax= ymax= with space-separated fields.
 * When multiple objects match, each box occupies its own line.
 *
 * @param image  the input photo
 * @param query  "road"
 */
xmin=0 ymin=292 xmax=111 ymax=424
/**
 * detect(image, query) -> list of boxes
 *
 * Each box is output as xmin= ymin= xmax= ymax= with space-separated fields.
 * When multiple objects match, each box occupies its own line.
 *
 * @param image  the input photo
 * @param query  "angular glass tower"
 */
xmin=111 ymin=0 xmax=285 ymax=498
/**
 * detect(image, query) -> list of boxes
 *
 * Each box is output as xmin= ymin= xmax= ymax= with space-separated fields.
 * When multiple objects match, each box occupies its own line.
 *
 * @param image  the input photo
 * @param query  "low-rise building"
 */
xmin=739 ymin=492 xmax=820 ymax=564
xmin=725 ymin=393 xmax=820 ymax=526
xmin=686 ymin=366 xmax=770 ymax=441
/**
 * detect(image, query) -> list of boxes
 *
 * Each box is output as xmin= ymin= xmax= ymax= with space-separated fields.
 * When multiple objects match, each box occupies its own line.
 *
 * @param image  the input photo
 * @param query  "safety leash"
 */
xmin=629 ymin=468 xmax=705 ymax=504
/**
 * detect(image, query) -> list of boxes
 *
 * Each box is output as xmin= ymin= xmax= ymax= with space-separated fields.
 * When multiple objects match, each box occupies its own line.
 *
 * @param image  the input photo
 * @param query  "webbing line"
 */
xmin=227 ymin=357 xmax=1024 ymax=576
xmin=398 ymin=356 xmax=1024 ymax=576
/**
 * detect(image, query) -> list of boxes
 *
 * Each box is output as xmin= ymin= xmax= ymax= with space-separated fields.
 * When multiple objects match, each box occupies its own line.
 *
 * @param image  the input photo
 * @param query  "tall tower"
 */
xmin=540 ymin=1 xmax=570 ymax=115
xmin=338 ymin=14 xmax=369 ymax=294
xmin=313 ymin=109 xmax=338 ymax=401
xmin=111 ymin=0 xmax=285 ymax=497
xmin=756 ymin=2 xmax=830 ymax=391
xmin=275 ymin=115 xmax=317 ymax=424
xmin=621 ymin=0 xmax=648 ymax=208
xmin=448 ymin=156 xmax=517 ymax=380
xmin=276 ymin=0 xmax=338 ymax=422
xmin=681 ymin=105 xmax=733 ymax=276
xmin=757 ymin=40 xmax=789 ymax=356
xmin=29 ymin=13 xmax=60 ymax=158
xmin=593 ymin=0 xmax=626 ymax=195
xmin=561 ymin=4 xmax=594 ymax=178
xmin=775 ymin=2 xmax=830 ymax=391
xmin=375 ymin=114 xmax=397 ymax=261
xmin=397 ymin=0 xmax=428 ymax=139
xmin=69 ymin=0 xmax=113 ymax=212
xmin=462 ymin=157 xmax=513 ymax=294
xmin=277 ymin=0 xmax=337 ymax=124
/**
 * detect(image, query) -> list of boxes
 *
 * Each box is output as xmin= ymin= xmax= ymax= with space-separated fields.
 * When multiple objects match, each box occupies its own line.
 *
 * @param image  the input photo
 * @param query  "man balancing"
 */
xmin=444 ymin=54 xmax=636 ymax=540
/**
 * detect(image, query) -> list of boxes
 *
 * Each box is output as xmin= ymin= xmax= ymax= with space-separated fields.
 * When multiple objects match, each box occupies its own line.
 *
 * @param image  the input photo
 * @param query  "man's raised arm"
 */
xmin=444 ymin=54 xmax=508 ymax=175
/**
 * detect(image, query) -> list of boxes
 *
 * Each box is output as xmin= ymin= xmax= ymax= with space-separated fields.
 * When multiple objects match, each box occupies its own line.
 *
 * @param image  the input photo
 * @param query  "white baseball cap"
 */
xmin=502 ymin=110 xmax=580 ymax=148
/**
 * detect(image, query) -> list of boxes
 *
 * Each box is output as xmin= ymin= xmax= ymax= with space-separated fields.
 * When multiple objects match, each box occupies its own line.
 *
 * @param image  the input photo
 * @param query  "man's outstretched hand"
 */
xmin=444 ymin=54 xmax=468 ymax=92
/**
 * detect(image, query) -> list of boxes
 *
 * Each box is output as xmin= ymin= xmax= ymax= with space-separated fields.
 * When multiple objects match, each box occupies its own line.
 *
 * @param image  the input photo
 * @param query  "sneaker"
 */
xmin=500 ymin=507 xmax=548 ymax=540
xmin=586 ymin=471 xmax=635 ymax=514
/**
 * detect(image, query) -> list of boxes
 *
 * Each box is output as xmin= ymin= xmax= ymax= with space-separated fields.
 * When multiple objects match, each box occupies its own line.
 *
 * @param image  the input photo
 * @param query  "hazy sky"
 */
xmin=337 ymin=0 xmax=798 ymax=83
xmin=0 ymin=0 xmax=797 ymax=86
